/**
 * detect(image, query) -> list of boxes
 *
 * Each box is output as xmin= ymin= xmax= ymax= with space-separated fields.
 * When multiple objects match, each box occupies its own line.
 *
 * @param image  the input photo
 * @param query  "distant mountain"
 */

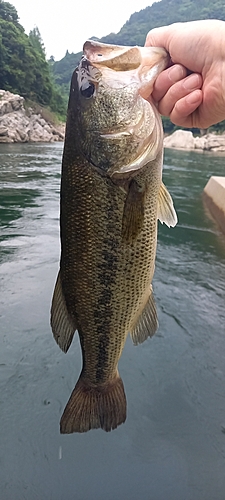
xmin=52 ymin=50 xmax=82 ymax=87
xmin=100 ymin=0 xmax=225 ymax=46
xmin=53 ymin=0 xmax=225 ymax=87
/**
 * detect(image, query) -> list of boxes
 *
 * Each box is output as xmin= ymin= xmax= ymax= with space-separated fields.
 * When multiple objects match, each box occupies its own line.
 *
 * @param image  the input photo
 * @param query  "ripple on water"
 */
xmin=0 ymin=144 xmax=225 ymax=500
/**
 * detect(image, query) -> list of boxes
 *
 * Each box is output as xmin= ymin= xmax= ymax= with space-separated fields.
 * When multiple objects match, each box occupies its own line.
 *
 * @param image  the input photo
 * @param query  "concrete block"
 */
xmin=203 ymin=176 xmax=225 ymax=233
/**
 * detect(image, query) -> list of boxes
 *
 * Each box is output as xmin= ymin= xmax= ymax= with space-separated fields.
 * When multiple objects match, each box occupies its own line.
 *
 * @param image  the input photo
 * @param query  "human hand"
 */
xmin=145 ymin=20 xmax=225 ymax=128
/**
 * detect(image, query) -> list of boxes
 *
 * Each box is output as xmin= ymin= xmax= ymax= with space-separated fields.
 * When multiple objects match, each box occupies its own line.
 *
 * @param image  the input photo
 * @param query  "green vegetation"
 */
xmin=52 ymin=0 xmax=225 ymax=133
xmin=51 ymin=50 xmax=82 ymax=109
xmin=0 ymin=0 xmax=66 ymax=119
xmin=52 ymin=50 xmax=82 ymax=87
xmin=100 ymin=0 xmax=225 ymax=46
xmin=1 ymin=0 xmax=225 ymax=130
xmin=53 ymin=0 xmax=225 ymax=87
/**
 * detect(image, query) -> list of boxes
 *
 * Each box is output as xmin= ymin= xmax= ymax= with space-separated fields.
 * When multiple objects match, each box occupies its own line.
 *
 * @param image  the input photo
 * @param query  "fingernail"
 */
xmin=186 ymin=90 xmax=202 ymax=105
xmin=168 ymin=65 xmax=186 ymax=83
xmin=183 ymin=74 xmax=201 ymax=91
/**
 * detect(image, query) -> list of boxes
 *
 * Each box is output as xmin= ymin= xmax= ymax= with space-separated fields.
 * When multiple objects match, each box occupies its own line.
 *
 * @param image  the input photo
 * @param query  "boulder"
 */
xmin=194 ymin=136 xmax=207 ymax=150
xmin=204 ymin=133 xmax=225 ymax=151
xmin=0 ymin=89 xmax=65 ymax=143
xmin=0 ymin=126 xmax=8 ymax=136
xmin=164 ymin=130 xmax=195 ymax=149
xmin=164 ymin=129 xmax=225 ymax=152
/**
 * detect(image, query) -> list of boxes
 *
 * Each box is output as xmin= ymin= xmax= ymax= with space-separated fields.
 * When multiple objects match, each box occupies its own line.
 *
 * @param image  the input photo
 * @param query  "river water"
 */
xmin=0 ymin=143 xmax=225 ymax=500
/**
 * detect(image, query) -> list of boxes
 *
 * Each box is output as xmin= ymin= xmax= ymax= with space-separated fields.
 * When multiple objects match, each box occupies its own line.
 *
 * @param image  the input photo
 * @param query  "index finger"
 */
xmin=152 ymin=64 xmax=188 ymax=102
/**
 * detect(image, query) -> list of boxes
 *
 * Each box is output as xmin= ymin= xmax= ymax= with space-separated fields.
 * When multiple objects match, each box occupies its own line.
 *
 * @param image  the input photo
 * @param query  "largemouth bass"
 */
xmin=51 ymin=40 xmax=177 ymax=434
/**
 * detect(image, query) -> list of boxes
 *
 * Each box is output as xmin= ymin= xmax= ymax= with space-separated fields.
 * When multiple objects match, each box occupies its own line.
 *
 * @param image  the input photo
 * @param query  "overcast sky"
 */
xmin=11 ymin=0 xmax=155 ymax=60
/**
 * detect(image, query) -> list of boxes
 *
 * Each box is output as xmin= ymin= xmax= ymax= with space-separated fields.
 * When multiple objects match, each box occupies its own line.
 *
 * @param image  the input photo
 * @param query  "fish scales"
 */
xmin=51 ymin=40 xmax=177 ymax=433
xmin=61 ymin=159 xmax=158 ymax=377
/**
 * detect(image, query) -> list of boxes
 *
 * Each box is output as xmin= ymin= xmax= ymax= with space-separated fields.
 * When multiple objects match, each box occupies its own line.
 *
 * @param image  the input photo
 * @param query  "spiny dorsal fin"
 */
xmin=158 ymin=182 xmax=178 ymax=227
xmin=50 ymin=271 xmax=77 ymax=353
xmin=122 ymin=179 xmax=146 ymax=243
xmin=130 ymin=286 xmax=158 ymax=345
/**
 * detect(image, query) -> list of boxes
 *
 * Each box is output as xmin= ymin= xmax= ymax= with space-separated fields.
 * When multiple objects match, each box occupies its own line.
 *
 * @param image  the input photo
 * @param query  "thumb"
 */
xmin=145 ymin=26 xmax=172 ymax=51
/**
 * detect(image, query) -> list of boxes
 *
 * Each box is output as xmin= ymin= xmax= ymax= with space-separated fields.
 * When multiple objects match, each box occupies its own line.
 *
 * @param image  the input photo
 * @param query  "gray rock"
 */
xmin=0 ymin=126 xmax=8 ymax=136
xmin=164 ymin=130 xmax=195 ymax=150
xmin=194 ymin=136 xmax=207 ymax=150
xmin=0 ymin=89 xmax=65 ymax=143
xmin=205 ymin=133 xmax=225 ymax=150
xmin=164 ymin=129 xmax=225 ymax=152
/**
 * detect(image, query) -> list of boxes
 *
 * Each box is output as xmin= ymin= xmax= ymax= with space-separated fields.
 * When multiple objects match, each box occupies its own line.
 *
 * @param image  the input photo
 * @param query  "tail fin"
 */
xmin=60 ymin=374 xmax=127 ymax=433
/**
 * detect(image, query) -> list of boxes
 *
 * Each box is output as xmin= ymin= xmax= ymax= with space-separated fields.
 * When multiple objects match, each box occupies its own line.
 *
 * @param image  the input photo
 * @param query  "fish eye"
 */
xmin=80 ymin=82 xmax=95 ymax=98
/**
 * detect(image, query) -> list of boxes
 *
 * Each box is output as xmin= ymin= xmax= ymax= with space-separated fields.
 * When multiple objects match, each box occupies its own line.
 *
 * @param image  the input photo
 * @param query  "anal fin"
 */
xmin=130 ymin=286 xmax=158 ymax=345
xmin=50 ymin=270 xmax=77 ymax=353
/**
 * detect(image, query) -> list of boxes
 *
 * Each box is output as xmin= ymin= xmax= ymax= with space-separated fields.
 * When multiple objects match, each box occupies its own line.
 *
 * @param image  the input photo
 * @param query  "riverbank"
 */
xmin=164 ymin=129 xmax=225 ymax=152
xmin=0 ymin=90 xmax=65 ymax=143
xmin=2 ymin=92 xmax=225 ymax=151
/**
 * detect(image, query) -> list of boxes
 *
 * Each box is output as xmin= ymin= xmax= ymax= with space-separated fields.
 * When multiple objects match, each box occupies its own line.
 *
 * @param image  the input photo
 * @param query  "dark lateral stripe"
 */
xmin=94 ymin=202 xmax=119 ymax=382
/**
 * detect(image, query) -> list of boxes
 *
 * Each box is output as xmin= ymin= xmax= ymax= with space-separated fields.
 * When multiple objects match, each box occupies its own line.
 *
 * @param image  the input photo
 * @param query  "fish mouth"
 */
xmin=83 ymin=40 xmax=168 ymax=72
xmin=79 ymin=41 xmax=167 ymax=178
xmin=83 ymin=40 xmax=169 ymax=97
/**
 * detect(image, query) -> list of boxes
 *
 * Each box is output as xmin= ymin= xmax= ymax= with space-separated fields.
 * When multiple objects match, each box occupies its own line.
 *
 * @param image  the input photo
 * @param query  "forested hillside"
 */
xmin=101 ymin=0 xmax=225 ymax=46
xmin=1 ymin=0 xmax=225 ymax=129
xmin=53 ymin=0 xmax=225 ymax=91
xmin=0 ymin=0 xmax=66 ymax=117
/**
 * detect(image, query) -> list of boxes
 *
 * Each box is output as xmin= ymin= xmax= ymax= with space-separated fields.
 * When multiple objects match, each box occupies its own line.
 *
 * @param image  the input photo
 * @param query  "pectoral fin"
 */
xmin=130 ymin=286 xmax=158 ymax=345
xmin=157 ymin=182 xmax=178 ymax=227
xmin=122 ymin=179 xmax=145 ymax=243
xmin=50 ymin=271 xmax=77 ymax=353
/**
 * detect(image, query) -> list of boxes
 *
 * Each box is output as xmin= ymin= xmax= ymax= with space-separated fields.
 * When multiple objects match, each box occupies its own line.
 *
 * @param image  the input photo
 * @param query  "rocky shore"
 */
xmin=0 ymin=90 xmax=65 ymax=143
xmin=164 ymin=129 xmax=225 ymax=152
xmin=2 ymin=90 xmax=225 ymax=151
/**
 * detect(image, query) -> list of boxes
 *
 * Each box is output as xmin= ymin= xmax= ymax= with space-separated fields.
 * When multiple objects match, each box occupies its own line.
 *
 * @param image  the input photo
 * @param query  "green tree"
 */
xmin=52 ymin=0 xmax=225 ymax=130
xmin=0 ymin=0 xmax=18 ymax=23
xmin=0 ymin=18 xmax=52 ymax=104
xmin=52 ymin=50 xmax=82 ymax=86
xmin=0 ymin=1 xmax=66 ymax=116
xmin=54 ymin=0 xmax=225 ymax=89
xmin=29 ymin=26 xmax=46 ymax=57
xmin=48 ymin=55 xmax=55 ymax=64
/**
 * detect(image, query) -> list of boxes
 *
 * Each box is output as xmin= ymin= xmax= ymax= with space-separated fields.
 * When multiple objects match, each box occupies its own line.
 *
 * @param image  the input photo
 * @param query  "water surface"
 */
xmin=0 ymin=143 xmax=225 ymax=500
